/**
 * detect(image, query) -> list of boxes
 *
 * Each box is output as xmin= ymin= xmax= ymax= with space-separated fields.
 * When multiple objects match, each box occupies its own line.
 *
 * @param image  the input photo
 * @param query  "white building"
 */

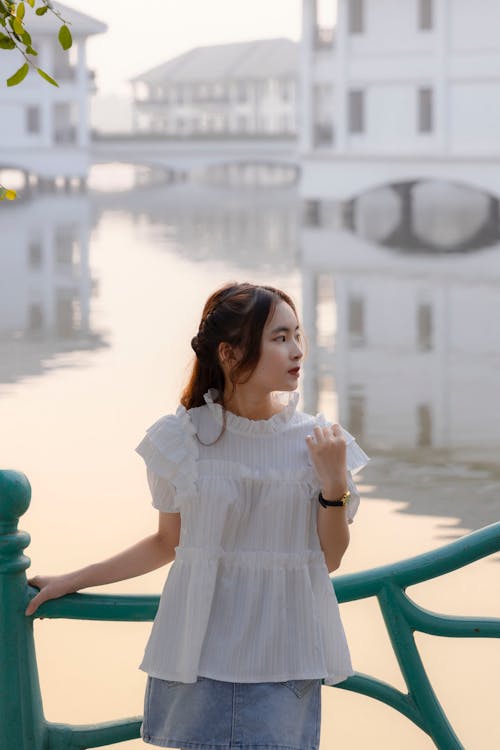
xmin=300 ymin=0 xmax=500 ymax=200
xmin=130 ymin=38 xmax=298 ymax=136
xmin=0 ymin=2 xmax=107 ymax=186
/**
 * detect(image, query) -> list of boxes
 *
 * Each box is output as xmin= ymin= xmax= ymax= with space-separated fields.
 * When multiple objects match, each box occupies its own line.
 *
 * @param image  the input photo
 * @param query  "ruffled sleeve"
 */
xmin=135 ymin=405 xmax=198 ymax=513
xmin=315 ymin=413 xmax=370 ymax=524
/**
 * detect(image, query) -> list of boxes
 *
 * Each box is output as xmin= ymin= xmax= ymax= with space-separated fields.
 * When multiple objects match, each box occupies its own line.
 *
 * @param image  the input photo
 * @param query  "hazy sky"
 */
xmin=69 ymin=0 xmax=302 ymax=96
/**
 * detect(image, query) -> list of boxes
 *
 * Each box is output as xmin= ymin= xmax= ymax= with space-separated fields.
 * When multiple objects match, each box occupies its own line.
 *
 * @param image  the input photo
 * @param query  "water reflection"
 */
xmin=0 ymin=193 xmax=108 ymax=393
xmin=2 ymin=170 xmax=499 ymax=750
xmin=91 ymin=181 xmax=300 ymax=270
xmin=301 ymin=182 xmax=500 ymax=531
xmin=1 ymin=173 xmax=499 ymax=532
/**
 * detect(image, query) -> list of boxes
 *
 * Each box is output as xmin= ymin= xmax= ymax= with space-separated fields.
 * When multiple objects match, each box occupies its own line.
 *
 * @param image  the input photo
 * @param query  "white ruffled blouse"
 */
xmin=134 ymin=388 xmax=370 ymax=686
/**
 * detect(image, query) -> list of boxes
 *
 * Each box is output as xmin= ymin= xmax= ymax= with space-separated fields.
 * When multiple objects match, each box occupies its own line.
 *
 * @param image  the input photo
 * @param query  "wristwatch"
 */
xmin=318 ymin=490 xmax=351 ymax=508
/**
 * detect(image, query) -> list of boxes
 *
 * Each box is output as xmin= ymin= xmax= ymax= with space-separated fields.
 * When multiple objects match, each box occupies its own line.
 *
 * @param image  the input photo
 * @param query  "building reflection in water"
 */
xmin=91 ymin=178 xmax=300 ymax=271
xmin=0 ymin=193 xmax=109 ymax=390
xmin=301 ymin=181 xmax=500 ymax=469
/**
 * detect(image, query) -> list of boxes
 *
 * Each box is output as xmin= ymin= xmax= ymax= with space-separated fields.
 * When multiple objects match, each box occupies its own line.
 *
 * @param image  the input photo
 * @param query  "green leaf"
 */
xmin=26 ymin=0 xmax=34 ymax=7
xmin=21 ymin=28 xmax=31 ymax=44
xmin=16 ymin=2 xmax=25 ymax=20
xmin=0 ymin=32 xmax=15 ymax=48
xmin=58 ymin=23 xmax=71 ymax=50
xmin=35 ymin=5 xmax=48 ymax=15
xmin=6 ymin=61 xmax=28 ymax=86
xmin=12 ymin=16 xmax=23 ymax=34
xmin=36 ymin=66 xmax=58 ymax=86
xmin=0 ymin=187 xmax=6 ymax=200
xmin=26 ymin=44 xmax=38 ymax=55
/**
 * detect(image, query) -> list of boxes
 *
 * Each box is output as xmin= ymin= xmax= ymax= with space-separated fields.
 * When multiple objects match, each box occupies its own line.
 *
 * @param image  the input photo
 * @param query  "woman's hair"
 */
xmin=180 ymin=281 xmax=303 ymax=444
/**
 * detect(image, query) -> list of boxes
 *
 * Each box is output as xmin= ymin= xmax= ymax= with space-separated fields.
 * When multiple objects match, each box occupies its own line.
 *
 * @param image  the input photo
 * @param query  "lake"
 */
xmin=1 ymin=167 xmax=499 ymax=749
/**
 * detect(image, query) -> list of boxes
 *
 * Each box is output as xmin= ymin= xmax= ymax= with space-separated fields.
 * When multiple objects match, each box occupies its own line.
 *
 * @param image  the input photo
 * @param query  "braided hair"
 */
xmin=180 ymin=281 xmax=299 ymax=445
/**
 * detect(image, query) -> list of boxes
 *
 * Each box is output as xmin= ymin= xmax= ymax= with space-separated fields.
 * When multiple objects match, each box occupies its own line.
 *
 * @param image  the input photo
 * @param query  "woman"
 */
xmin=25 ymin=281 xmax=369 ymax=750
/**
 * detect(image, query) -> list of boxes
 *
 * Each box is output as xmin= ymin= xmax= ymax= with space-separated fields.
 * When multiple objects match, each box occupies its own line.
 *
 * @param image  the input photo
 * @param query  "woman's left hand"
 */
xmin=305 ymin=425 xmax=347 ymax=498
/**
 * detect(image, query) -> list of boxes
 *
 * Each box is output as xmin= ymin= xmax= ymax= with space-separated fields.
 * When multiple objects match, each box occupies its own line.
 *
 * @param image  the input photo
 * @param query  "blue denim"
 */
xmin=141 ymin=675 xmax=322 ymax=750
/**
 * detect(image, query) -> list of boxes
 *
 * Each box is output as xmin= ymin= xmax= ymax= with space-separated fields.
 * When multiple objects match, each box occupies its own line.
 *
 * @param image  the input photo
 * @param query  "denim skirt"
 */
xmin=141 ymin=674 xmax=322 ymax=750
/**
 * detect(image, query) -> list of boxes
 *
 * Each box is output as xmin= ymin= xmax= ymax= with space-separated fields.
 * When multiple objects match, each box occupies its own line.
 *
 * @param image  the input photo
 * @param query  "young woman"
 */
xmin=25 ymin=281 xmax=369 ymax=750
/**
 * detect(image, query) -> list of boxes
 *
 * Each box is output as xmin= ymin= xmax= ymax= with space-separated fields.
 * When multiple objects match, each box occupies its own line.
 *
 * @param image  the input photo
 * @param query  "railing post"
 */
xmin=0 ymin=469 xmax=47 ymax=750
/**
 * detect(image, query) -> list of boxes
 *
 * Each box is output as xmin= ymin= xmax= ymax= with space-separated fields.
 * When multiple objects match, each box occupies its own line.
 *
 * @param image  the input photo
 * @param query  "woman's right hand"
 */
xmin=25 ymin=574 xmax=76 ymax=617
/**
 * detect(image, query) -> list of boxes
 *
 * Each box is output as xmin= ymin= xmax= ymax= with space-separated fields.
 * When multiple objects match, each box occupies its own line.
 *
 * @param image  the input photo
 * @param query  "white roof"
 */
xmin=131 ymin=38 xmax=298 ymax=84
xmin=29 ymin=1 xmax=107 ymax=37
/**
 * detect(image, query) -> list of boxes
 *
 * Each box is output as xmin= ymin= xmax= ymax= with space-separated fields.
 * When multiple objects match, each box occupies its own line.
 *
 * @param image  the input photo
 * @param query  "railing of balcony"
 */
xmin=1 ymin=468 xmax=499 ymax=749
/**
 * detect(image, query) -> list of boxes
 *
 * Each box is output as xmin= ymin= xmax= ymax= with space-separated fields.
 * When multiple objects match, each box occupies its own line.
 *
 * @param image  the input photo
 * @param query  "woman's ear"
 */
xmin=218 ymin=341 xmax=235 ymax=368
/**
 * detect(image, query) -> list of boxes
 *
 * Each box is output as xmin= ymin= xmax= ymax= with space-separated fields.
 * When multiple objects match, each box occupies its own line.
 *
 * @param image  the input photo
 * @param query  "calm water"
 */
xmin=1 ymin=168 xmax=499 ymax=749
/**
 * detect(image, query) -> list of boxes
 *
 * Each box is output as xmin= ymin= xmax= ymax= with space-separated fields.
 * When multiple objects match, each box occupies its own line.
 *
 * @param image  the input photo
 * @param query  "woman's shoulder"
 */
xmin=135 ymin=404 xmax=198 ymax=479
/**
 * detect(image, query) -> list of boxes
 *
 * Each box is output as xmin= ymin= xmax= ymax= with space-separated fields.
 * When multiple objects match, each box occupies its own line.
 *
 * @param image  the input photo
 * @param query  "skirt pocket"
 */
xmin=279 ymin=678 xmax=318 ymax=698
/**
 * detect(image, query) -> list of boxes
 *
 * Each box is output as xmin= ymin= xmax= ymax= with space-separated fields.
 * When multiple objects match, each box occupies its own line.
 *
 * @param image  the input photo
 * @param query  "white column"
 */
xmin=300 ymin=264 xmax=319 ymax=414
xmin=76 ymin=40 xmax=89 ymax=147
xmin=435 ymin=0 xmax=450 ymax=154
xmin=333 ymin=0 xmax=348 ymax=153
xmin=78 ymin=215 xmax=91 ymax=333
xmin=39 ymin=38 xmax=54 ymax=147
xmin=299 ymin=0 xmax=316 ymax=152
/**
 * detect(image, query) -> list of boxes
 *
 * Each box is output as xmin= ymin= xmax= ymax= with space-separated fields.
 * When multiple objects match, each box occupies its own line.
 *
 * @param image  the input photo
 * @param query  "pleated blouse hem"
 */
xmin=138 ymin=664 xmax=354 ymax=686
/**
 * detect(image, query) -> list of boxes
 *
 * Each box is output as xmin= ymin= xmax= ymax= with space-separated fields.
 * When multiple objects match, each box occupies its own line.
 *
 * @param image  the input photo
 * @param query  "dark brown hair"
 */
xmin=180 ymin=281 xmax=303 ymax=444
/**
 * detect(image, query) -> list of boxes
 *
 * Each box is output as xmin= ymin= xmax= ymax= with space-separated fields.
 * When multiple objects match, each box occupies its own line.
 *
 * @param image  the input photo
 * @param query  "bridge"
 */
xmin=90 ymin=133 xmax=300 ymax=178
xmin=2 ymin=134 xmax=500 ymax=198
xmin=301 ymin=152 xmax=500 ymax=201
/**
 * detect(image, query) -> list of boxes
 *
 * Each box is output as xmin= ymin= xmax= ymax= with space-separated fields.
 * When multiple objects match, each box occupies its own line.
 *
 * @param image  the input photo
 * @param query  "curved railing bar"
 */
xmin=333 ymin=522 xmax=500 ymax=602
xmin=331 ymin=672 xmax=426 ymax=731
xmin=45 ymin=717 xmax=142 ymax=749
xmin=390 ymin=585 xmax=500 ymax=638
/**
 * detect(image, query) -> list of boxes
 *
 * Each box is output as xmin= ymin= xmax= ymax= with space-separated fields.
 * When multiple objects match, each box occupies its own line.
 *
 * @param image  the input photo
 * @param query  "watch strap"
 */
xmin=318 ymin=490 xmax=351 ymax=508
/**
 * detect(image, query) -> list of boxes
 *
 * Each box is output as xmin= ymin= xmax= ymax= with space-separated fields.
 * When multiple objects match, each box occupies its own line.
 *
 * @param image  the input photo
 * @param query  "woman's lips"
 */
xmin=288 ymin=368 xmax=300 ymax=376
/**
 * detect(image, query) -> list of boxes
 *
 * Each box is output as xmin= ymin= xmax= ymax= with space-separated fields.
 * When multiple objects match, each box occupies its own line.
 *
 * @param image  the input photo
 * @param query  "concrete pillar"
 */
xmin=334 ymin=0 xmax=348 ymax=153
xmin=299 ymin=0 xmax=316 ymax=152
xmin=76 ymin=40 xmax=89 ymax=148
xmin=435 ymin=0 xmax=450 ymax=154
xmin=300 ymin=265 xmax=318 ymax=414
xmin=39 ymin=39 xmax=54 ymax=147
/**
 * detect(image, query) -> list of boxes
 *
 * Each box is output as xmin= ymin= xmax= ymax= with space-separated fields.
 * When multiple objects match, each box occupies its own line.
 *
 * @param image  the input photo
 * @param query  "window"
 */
xmin=417 ymin=302 xmax=433 ymax=350
xmin=28 ymin=240 xmax=42 ymax=268
xmin=418 ymin=0 xmax=433 ymax=31
xmin=348 ymin=295 xmax=365 ymax=346
xmin=348 ymin=90 xmax=364 ymax=133
xmin=304 ymin=199 xmax=322 ymax=227
xmin=348 ymin=0 xmax=364 ymax=34
xmin=417 ymin=404 xmax=432 ymax=446
xmin=418 ymin=87 xmax=433 ymax=132
xmin=347 ymin=389 xmax=365 ymax=438
xmin=26 ymin=106 xmax=40 ymax=134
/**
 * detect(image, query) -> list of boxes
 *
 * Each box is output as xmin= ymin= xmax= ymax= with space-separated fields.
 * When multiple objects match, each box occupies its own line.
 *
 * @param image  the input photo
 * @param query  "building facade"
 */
xmin=0 ymin=3 xmax=107 ymax=184
xmin=130 ymin=39 xmax=298 ymax=136
xmin=300 ymin=0 xmax=500 ymax=199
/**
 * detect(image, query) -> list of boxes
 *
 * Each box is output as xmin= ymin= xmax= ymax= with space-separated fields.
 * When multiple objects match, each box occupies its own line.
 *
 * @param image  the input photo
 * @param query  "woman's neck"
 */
xmin=221 ymin=389 xmax=283 ymax=421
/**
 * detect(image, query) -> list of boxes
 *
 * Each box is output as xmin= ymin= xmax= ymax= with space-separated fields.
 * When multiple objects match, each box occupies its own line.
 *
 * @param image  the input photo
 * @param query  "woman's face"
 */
xmin=243 ymin=300 xmax=304 ymax=393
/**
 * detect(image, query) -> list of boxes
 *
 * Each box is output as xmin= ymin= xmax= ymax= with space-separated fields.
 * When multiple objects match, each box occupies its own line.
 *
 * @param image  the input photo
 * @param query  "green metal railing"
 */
xmin=1 ymin=468 xmax=499 ymax=749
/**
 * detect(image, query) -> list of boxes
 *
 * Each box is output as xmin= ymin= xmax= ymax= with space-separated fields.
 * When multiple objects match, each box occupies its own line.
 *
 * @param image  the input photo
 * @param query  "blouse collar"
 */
xmin=203 ymin=388 xmax=300 ymax=435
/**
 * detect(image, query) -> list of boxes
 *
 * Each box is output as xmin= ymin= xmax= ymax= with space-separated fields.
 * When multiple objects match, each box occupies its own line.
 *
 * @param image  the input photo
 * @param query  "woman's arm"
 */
xmin=306 ymin=424 xmax=351 ymax=573
xmin=316 ymin=480 xmax=350 ymax=573
xmin=25 ymin=522 xmax=178 ymax=616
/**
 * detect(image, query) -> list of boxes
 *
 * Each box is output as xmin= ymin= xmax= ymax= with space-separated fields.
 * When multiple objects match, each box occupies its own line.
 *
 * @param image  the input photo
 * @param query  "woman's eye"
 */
xmin=276 ymin=336 xmax=286 ymax=342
